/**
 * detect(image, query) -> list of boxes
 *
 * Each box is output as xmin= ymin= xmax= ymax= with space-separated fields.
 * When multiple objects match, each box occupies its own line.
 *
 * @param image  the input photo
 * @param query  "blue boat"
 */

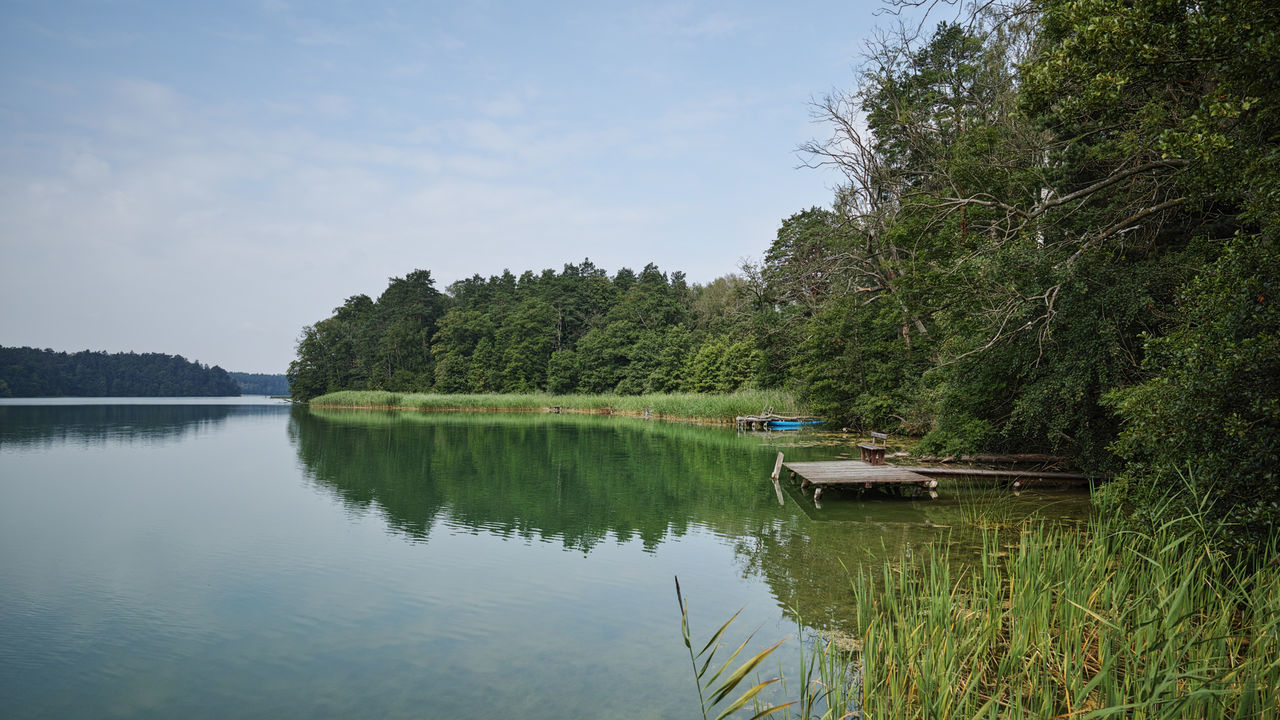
xmin=766 ymin=419 xmax=824 ymax=429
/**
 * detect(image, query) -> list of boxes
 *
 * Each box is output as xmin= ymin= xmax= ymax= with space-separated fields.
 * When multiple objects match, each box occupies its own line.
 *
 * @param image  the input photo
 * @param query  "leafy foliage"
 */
xmin=779 ymin=0 xmax=1279 ymax=545
xmin=290 ymin=261 xmax=766 ymax=401
xmin=1106 ymin=235 xmax=1280 ymax=551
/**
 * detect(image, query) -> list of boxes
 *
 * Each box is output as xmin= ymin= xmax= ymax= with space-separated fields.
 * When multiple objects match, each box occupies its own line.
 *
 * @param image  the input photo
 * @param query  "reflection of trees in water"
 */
xmin=289 ymin=408 xmax=1091 ymax=633
xmin=289 ymin=408 xmax=784 ymax=552
xmin=742 ymin=483 xmax=1092 ymax=632
xmin=0 ymin=404 xmax=289 ymax=449
xmin=732 ymin=505 xmax=950 ymax=633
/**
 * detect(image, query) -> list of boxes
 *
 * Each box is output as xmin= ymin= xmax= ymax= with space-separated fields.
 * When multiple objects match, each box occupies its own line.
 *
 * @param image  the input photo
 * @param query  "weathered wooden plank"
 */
xmin=782 ymin=461 xmax=932 ymax=485
xmin=898 ymin=466 xmax=1091 ymax=481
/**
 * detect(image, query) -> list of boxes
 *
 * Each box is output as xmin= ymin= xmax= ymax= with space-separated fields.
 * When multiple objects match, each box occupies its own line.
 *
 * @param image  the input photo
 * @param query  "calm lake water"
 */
xmin=0 ymin=399 xmax=1089 ymax=719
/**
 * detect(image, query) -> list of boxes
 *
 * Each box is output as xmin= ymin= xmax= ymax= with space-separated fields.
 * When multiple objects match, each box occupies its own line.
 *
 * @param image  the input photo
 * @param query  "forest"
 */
xmin=228 ymin=372 xmax=291 ymax=396
xmin=290 ymin=0 xmax=1277 ymax=549
xmin=0 ymin=346 xmax=241 ymax=397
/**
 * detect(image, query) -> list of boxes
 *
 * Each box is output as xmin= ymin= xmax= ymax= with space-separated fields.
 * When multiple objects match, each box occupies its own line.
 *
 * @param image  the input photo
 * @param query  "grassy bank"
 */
xmin=307 ymin=389 xmax=806 ymax=422
xmin=849 ymin=512 xmax=1279 ymax=718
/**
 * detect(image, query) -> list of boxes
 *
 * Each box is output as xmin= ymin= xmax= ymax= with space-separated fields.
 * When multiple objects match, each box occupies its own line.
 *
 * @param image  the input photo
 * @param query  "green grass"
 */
xmin=684 ymin=488 xmax=1277 ymax=719
xmin=307 ymin=389 xmax=806 ymax=422
xmin=850 ymin=512 xmax=1280 ymax=718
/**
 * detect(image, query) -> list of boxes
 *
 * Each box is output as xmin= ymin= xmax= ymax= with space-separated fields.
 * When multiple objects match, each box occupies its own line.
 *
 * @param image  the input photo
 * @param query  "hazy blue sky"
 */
xmin=1 ymin=0 xmax=927 ymax=373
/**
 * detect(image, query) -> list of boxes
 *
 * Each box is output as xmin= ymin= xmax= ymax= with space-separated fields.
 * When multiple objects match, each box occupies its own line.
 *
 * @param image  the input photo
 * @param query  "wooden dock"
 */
xmin=768 ymin=451 xmax=1097 ymax=506
xmin=899 ymin=466 xmax=1091 ymax=487
xmin=771 ymin=454 xmax=938 ymax=501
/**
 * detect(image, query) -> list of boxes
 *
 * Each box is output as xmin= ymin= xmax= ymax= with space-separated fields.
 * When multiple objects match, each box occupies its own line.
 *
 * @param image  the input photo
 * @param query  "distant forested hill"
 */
xmin=229 ymin=372 xmax=290 ymax=396
xmin=0 ymin=346 xmax=240 ymax=397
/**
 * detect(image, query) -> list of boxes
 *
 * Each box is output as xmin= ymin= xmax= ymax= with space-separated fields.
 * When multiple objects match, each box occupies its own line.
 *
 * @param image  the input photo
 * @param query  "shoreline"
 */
xmin=303 ymin=389 xmax=804 ymax=426
xmin=305 ymin=402 xmax=741 ymax=426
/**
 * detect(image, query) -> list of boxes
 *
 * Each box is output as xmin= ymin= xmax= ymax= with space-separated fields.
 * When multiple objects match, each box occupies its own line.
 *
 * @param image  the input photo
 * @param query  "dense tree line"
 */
xmin=229 ymin=372 xmax=291 ymax=396
xmin=0 ymin=346 xmax=240 ymax=397
xmin=288 ymin=264 xmax=762 ymax=402
xmin=784 ymin=0 xmax=1276 ymax=551
xmin=292 ymin=0 xmax=1277 ymax=550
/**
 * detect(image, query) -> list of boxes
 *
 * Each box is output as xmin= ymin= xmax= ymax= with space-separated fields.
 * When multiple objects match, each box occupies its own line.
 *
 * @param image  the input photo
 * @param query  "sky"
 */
xmin=1 ymin=0 xmax=923 ymax=374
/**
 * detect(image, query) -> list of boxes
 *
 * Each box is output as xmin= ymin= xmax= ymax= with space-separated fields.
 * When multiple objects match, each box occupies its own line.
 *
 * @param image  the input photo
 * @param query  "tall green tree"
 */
xmin=372 ymin=269 xmax=445 ymax=390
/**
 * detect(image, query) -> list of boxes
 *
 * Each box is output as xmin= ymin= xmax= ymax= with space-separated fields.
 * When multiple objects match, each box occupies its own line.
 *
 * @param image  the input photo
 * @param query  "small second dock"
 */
xmin=737 ymin=413 xmax=822 ymax=431
xmin=772 ymin=455 xmax=938 ymax=501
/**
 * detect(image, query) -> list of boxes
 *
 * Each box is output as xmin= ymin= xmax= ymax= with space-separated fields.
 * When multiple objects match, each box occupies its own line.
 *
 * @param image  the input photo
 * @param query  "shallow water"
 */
xmin=0 ymin=399 xmax=1090 ymax=719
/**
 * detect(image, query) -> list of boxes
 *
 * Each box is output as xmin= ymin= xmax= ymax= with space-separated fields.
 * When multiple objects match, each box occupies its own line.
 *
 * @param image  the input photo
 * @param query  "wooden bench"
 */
xmin=858 ymin=431 xmax=888 ymax=466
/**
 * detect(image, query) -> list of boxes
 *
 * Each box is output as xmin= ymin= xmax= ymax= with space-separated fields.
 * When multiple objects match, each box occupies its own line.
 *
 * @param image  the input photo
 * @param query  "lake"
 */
xmin=0 ymin=399 xmax=1089 ymax=719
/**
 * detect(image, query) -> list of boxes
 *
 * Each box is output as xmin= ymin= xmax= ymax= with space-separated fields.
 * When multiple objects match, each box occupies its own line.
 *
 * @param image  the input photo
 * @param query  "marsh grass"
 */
xmin=685 ymin=487 xmax=1277 ymax=719
xmin=851 ymin=509 xmax=1280 ymax=718
xmin=306 ymin=405 xmax=799 ymax=455
xmin=955 ymin=486 xmax=1025 ymax=530
xmin=308 ymin=389 xmax=805 ymax=422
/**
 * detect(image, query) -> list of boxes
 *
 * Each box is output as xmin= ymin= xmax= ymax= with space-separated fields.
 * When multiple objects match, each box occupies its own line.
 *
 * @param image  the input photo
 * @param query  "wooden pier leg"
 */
xmin=771 ymin=452 xmax=784 ymax=481
xmin=771 ymin=477 xmax=786 ymax=506
xmin=813 ymin=487 xmax=824 ymax=502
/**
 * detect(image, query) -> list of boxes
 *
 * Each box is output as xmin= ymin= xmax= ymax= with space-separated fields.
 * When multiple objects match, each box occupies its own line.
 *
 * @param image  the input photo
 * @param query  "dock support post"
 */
xmin=771 ymin=452 xmax=784 ymax=481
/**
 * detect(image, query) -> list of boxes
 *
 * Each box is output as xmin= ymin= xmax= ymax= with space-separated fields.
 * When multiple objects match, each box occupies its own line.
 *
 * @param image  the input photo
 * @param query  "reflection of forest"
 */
xmin=0 ymin=404 xmax=289 ymax=449
xmin=290 ymin=408 xmax=1090 ymax=633
xmin=290 ymin=408 xmax=787 ymax=552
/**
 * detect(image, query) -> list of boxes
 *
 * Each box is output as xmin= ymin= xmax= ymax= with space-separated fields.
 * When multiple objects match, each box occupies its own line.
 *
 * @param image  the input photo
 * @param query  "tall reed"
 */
xmin=850 ymin=510 xmax=1279 ymax=718
xmin=679 ymin=508 xmax=1277 ymax=718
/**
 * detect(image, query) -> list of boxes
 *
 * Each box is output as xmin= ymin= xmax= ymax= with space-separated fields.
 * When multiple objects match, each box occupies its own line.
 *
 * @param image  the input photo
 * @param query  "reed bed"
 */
xmin=850 ymin=513 xmax=1280 ymax=719
xmin=683 ymin=500 xmax=1277 ymax=718
xmin=307 ymin=389 xmax=805 ymax=422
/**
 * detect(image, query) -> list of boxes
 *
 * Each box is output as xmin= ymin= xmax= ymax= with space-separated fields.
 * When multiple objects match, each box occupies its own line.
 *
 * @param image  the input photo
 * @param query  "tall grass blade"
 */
xmin=708 ymin=637 xmax=788 ymax=706
xmin=700 ymin=608 xmax=746 ymax=660
xmin=712 ymin=677 xmax=780 ymax=720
